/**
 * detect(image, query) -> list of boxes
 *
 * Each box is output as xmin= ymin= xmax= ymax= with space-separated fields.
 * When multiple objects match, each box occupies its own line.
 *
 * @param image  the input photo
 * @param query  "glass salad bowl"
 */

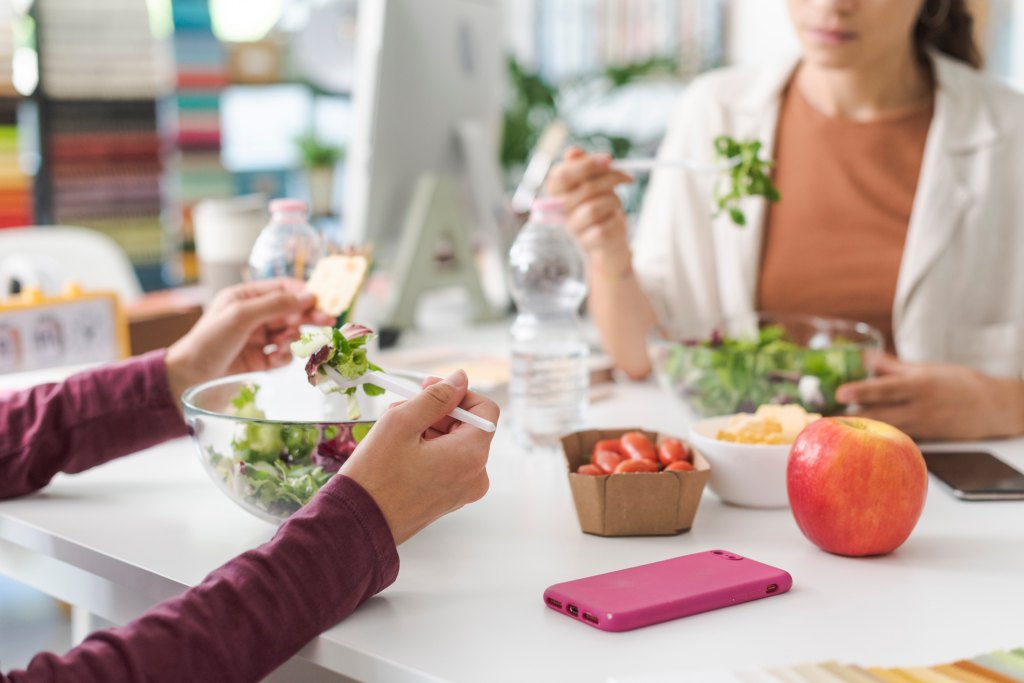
xmin=182 ymin=367 xmax=386 ymax=523
xmin=650 ymin=312 xmax=883 ymax=418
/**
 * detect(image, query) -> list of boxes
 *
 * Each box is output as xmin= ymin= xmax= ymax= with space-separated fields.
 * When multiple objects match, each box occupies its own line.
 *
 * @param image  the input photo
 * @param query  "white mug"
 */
xmin=193 ymin=194 xmax=268 ymax=292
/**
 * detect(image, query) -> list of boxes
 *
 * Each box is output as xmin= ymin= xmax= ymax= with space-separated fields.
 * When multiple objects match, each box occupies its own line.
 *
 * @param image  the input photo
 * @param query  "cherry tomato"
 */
xmin=593 ymin=439 xmax=624 ymax=457
xmin=664 ymin=460 xmax=695 ymax=472
xmin=593 ymin=449 xmax=625 ymax=474
xmin=614 ymin=459 xmax=659 ymax=474
xmin=620 ymin=431 xmax=657 ymax=462
xmin=657 ymin=438 xmax=691 ymax=466
xmin=577 ymin=464 xmax=605 ymax=476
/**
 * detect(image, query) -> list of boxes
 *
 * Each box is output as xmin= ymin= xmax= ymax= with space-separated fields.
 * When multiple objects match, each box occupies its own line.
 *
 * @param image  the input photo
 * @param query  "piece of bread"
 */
xmin=304 ymin=253 xmax=370 ymax=317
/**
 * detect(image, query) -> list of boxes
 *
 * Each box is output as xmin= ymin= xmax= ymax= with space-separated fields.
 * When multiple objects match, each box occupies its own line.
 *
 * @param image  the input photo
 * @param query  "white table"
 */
xmin=2 ymin=363 xmax=1024 ymax=683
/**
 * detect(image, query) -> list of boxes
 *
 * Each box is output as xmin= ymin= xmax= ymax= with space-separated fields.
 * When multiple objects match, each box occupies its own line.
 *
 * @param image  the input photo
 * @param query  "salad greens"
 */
xmin=290 ymin=322 xmax=386 ymax=419
xmin=201 ymin=322 xmax=387 ymax=520
xmin=713 ymin=135 xmax=781 ymax=227
xmin=659 ymin=324 xmax=867 ymax=417
xmin=207 ymin=383 xmax=373 ymax=520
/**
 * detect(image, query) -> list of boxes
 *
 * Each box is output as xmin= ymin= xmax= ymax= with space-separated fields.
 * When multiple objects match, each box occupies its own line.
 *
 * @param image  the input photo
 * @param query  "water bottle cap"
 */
xmin=531 ymin=197 xmax=564 ymax=213
xmin=269 ymin=198 xmax=308 ymax=215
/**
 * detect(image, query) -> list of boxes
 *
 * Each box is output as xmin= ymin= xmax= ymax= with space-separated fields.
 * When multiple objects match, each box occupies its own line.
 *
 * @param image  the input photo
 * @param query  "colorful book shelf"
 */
xmin=33 ymin=0 xmax=171 ymax=290
xmin=168 ymin=0 xmax=233 ymax=285
xmin=0 ymin=4 xmax=32 ymax=229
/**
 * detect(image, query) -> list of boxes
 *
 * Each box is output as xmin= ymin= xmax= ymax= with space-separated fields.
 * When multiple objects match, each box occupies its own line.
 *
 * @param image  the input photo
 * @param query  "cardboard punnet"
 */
xmin=562 ymin=428 xmax=710 ymax=537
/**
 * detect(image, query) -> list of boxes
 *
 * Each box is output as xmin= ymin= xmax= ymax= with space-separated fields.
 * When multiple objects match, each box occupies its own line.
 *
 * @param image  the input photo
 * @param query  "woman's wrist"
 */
xmin=981 ymin=373 xmax=1024 ymax=438
xmin=164 ymin=344 xmax=203 ymax=416
xmin=587 ymin=248 xmax=634 ymax=284
xmin=1001 ymin=376 xmax=1024 ymax=437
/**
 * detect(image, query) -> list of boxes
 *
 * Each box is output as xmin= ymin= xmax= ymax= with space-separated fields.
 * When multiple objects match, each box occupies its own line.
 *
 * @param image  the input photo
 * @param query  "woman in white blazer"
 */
xmin=547 ymin=0 xmax=1024 ymax=440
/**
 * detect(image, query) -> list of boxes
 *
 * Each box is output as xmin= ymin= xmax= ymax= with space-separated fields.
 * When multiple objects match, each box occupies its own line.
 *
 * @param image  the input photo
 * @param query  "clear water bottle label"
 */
xmin=509 ymin=346 xmax=589 ymax=450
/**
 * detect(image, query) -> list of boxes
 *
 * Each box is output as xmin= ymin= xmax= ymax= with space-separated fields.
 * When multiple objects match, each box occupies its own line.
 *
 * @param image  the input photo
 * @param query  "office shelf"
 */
xmin=31 ymin=0 xmax=171 ymax=290
xmin=166 ymin=0 xmax=233 ymax=285
xmin=0 ymin=4 xmax=32 ymax=229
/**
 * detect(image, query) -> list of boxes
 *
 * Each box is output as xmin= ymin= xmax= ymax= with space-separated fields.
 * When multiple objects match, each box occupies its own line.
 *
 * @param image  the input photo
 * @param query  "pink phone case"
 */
xmin=543 ymin=549 xmax=792 ymax=632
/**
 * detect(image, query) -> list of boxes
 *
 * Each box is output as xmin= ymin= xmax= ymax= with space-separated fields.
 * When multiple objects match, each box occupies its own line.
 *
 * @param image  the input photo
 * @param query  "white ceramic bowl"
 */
xmin=688 ymin=416 xmax=793 ymax=508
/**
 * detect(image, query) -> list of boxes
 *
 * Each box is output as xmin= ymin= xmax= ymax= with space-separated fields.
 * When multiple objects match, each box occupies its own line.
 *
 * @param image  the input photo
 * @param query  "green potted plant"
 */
xmin=295 ymin=134 xmax=344 ymax=217
xmin=500 ymin=56 xmax=681 ymax=178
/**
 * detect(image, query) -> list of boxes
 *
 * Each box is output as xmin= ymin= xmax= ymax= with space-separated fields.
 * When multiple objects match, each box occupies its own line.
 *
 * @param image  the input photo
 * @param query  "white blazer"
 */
xmin=632 ymin=53 xmax=1024 ymax=379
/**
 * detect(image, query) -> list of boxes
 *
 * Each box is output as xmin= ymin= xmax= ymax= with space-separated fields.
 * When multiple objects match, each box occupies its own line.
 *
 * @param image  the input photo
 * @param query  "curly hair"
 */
xmin=915 ymin=0 xmax=983 ymax=68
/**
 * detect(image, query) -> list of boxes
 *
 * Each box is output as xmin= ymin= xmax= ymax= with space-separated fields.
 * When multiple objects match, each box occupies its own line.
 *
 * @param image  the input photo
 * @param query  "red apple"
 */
xmin=787 ymin=417 xmax=927 ymax=557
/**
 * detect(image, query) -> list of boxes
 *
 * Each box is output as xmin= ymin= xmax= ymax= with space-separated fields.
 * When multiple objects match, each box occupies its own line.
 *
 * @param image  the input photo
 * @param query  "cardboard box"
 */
xmin=562 ymin=429 xmax=710 ymax=537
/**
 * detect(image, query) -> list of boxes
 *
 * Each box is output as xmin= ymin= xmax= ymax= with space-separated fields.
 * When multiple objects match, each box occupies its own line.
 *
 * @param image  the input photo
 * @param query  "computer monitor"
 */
xmin=344 ymin=0 xmax=507 ymax=330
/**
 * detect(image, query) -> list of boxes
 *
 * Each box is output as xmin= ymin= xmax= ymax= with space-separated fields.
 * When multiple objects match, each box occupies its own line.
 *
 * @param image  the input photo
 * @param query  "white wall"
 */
xmin=724 ymin=0 xmax=798 ymax=66
xmin=501 ymin=0 xmax=537 ymax=68
xmin=1011 ymin=0 xmax=1024 ymax=89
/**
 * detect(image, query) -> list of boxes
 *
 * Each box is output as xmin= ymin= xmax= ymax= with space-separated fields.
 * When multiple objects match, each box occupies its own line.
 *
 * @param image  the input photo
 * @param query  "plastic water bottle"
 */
xmin=508 ymin=198 xmax=589 ymax=451
xmin=247 ymin=199 xmax=325 ymax=280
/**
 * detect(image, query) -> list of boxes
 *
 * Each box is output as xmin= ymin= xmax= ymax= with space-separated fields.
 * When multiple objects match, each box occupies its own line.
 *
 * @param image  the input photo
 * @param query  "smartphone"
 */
xmin=922 ymin=450 xmax=1024 ymax=501
xmin=543 ymin=549 xmax=792 ymax=632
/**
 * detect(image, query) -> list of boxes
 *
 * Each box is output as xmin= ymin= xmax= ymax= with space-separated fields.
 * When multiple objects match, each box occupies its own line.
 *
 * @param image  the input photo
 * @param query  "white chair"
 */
xmin=0 ymin=226 xmax=143 ymax=302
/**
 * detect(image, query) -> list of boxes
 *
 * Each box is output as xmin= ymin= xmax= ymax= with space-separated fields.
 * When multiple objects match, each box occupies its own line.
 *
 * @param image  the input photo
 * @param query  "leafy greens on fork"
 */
xmin=291 ymin=323 xmax=386 ymax=419
xmin=712 ymin=135 xmax=781 ymax=227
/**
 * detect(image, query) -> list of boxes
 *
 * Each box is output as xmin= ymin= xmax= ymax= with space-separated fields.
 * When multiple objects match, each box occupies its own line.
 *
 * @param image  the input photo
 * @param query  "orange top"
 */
xmin=756 ymin=82 xmax=934 ymax=352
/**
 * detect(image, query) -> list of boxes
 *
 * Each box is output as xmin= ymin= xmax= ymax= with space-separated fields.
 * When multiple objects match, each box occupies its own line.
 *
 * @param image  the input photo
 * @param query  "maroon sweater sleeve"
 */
xmin=4 ymin=474 xmax=400 ymax=683
xmin=0 ymin=350 xmax=189 ymax=500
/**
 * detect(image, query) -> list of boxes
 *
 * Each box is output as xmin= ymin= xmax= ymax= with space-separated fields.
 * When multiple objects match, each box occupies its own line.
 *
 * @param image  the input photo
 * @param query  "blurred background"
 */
xmin=0 ymin=0 xmax=1022 ymax=670
xmin=0 ymin=0 xmax=1019 ymax=292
